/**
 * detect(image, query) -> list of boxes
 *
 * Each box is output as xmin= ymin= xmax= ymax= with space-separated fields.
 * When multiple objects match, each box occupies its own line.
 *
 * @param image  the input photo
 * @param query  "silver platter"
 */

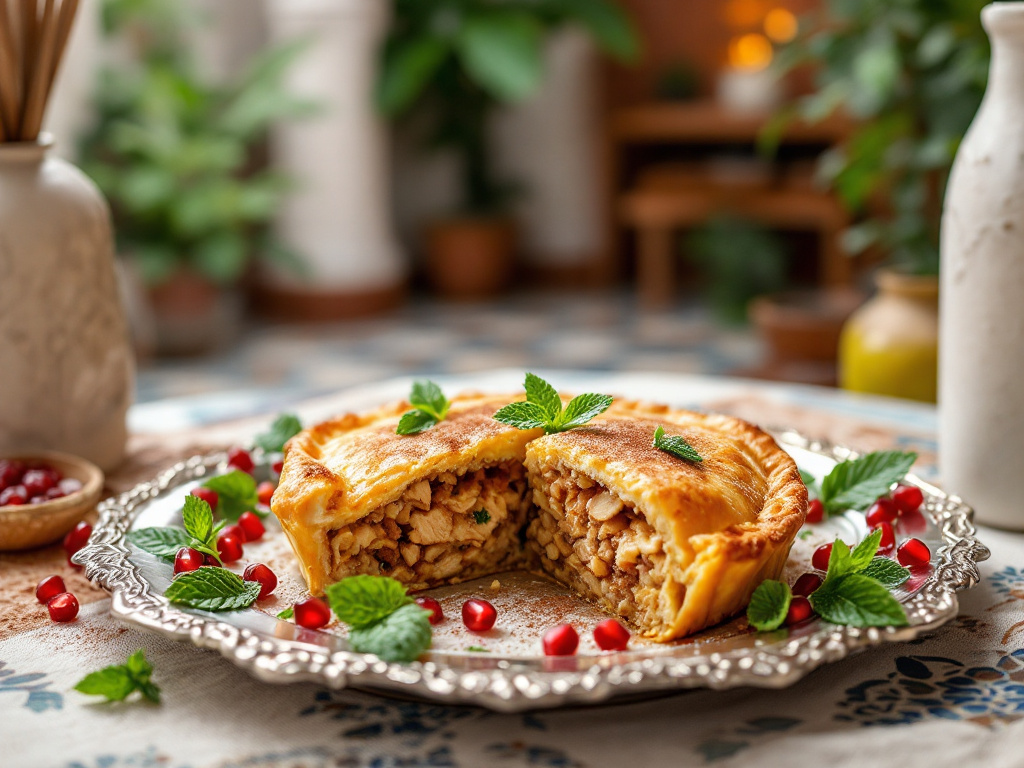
xmin=74 ymin=431 xmax=990 ymax=712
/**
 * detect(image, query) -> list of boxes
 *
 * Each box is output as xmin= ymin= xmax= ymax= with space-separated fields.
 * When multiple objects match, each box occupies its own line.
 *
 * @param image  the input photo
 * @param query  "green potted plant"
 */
xmin=79 ymin=0 xmax=314 ymax=354
xmin=377 ymin=0 xmax=638 ymax=299
xmin=776 ymin=0 xmax=989 ymax=400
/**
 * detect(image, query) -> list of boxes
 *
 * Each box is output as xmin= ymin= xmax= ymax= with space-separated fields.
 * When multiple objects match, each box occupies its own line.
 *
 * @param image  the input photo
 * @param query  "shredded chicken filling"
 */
xmin=526 ymin=459 xmax=670 ymax=630
xmin=326 ymin=461 xmax=531 ymax=590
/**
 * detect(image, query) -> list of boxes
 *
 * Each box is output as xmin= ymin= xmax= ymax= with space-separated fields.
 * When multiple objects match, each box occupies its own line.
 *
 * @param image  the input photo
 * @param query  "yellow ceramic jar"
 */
xmin=838 ymin=270 xmax=938 ymax=403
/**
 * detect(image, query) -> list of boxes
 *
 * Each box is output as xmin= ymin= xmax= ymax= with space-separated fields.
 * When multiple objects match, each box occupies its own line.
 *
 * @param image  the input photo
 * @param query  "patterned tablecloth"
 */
xmin=3 ymin=371 xmax=1023 ymax=768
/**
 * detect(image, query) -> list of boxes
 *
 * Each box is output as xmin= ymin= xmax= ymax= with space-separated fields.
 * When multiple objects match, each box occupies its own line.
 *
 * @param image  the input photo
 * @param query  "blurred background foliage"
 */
xmin=777 ymin=0 xmax=989 ymax=275
xmin=79 ymin=0 xmax=316 ymax=287
xmin=376 ymin=0 xmax=640 ymax=215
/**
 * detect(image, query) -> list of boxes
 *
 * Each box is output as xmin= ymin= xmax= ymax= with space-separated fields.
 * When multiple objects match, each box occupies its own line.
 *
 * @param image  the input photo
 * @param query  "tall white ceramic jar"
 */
xmin=0 ymin=138 xmax=133 ymax=471
xmin=940 ymin=3 xmax=1024 ymax=529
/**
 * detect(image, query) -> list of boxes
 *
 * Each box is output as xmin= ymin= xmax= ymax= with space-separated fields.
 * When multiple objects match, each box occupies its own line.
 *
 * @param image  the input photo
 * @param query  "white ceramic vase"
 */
xmin=0 ymin=138 xmax=133 ymax=471
xmin=939 ymin=3 xmax=1024 ymax=529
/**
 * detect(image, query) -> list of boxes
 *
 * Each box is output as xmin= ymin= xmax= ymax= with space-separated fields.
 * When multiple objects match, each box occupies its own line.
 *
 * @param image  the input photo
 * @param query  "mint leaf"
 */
xmin=524 ymin=372 xmax=563 ymax=418
xmin=747 ymin=579 xmax=792 ymax=631
xmin=861 ymin=557 xmax=911 ymax=589
xmin=653 ymin=425 xmax=703 ymax=463
xmin=127 ymin=527 xmax=191 ymax=561
xmin=348 ymin=603 xmax=432 ymax=662
xmin=254 ymin=413 xmax=302 ymax=453
xmin=276 ymin=606 xmax=294 ymax=620
xmin=492 ymin=401 xmax=549 ymax=431
xmin=799 ymin=469 xmax=820 ymax=499
xmin=74 ymin=650 xmax=161 ymax=704
xmin=473 ymin=509 xmax=491 ymax=524
xmin=203 ymin=470 xmax=261 ymax=520
xmin=410 ymin=380 xmax=449 ymax=420
xmin=466 ymin=645 xmax=490 ymax=652
xmin=826 ymin=538 xmax=853 ymax=577
xmin=810 ymin=573 xmax=909 ymax=627
xmin=819 ymin=450 xmax=917 ymax=514
xmin=182 ymin=494 xmax=214 ymax=543
xmin=326 ymin=575 xmax=413 ymax=629
xmin=164 ymin=567 xmax=261 ymax=611
xmin=848 ymin=529 xmax=883 ymax=572
xmin=396 ymin=409 xmax=439 ymax=435
xmin=557 ymin=393 xmax=614 ymax=431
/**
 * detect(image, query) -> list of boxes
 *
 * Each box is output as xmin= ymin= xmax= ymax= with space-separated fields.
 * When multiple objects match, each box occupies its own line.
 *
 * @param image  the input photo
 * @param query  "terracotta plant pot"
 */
xmin=424 ymin=217 xmax=517 ymax=300
xmin=147 ymin=269 xmax=243 ymax=356
xmin=746 ymin=288 xmax=866 ymax=386
xmin=839 ymin=269 xmax=938 ymax=403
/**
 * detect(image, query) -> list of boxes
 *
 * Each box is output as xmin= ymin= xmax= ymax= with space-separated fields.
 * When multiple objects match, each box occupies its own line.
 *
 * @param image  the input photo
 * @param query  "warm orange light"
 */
xmin=764 ymin=8 xmax=798 ymax=43
xmin=728 ymin=33 xmax=774 ymax=71
xmin=724 ymin=0 xmax=767 ymax=29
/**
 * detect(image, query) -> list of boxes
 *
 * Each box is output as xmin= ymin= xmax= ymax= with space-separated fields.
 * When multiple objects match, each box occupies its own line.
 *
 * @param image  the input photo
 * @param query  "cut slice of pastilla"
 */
xmin=273 ymin=394 xmax=543 ymax=594
xmin=523 ymin=401 xmax=807 ymax=641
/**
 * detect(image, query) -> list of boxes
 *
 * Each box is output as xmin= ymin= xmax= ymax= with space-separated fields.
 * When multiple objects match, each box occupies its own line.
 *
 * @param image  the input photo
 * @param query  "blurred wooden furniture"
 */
xmin=603 ymin=100 xmax=854 ymax=307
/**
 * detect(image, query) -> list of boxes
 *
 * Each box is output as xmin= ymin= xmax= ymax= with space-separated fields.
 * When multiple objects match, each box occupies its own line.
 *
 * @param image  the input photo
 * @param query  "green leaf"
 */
xmin=74 ymin=666 xmax=137 ymax=702
xmin=127 ymin=527 xmax=191 ymax=561
xmin=466 ymin=646 xmax=490 ymax=653
xmin=276 ymin=606 xmax=294 ymax=620
xmin=556 ymin=0 xmax=639 ymax=62
xmin=182 ymin=494 xmax=214 ymax=543
xmin=164 ymin=567 xmax=262 ymax=612
xmin=848 ymin=529 xmax=883 ymax=572
xmin=348 ymin=603 xmax=433 ymax=663
xmin=377 ymin=37 xmax=449 ymax=115
xmin=254 ymin=413 xmax=302 ymax=453
xmin=799 ymin=469 xmax=816 ymax=486
xmin=557 ymin=393 xmax=614 ymax=430
xmin=396 ymin=409 xmax=439 ymax=435
xmin=747 ymin=579 xmax=792 ymax=631
xmin=409 ymin=380 xmax=449 ymax=420
xmin=203 ymin=470 xmax=261 ymax=521
xmin=861 ymin=557 xmax=911 ymax=589
xmin=523 ymin=372 xmax=562 ymax=419
xmin=810 ymin=573 xmax=909 ymax=627
xmin=819 ymin=451 xmax=917 ymax=514
xmin=826 ymin=538 xmax=853 ymax=578
xmin=653 ymin=425 xmax=703 ymax=463
xmin=492 ymin=401 xmax=550 ymax=431
xmin=473 ymin=509 xmax=491 ymax=525
xmin=125 ymin=649 xmax=152 ymax=681
xmin=325 ymin=575 xmax=413 ymax=629
xmin=457 ymin=12 xmax=544 ymax=102
xmin=191 ymin=232 xmax=247 ymax=284
xmin=138 ymin=681 xmax=162 ymax=704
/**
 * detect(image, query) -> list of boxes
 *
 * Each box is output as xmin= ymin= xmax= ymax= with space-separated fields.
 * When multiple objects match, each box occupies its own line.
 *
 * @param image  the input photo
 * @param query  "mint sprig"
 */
xmin=181 ymin=494 xmax=225 ymax=565
xmin=493 ymin=373 xmax=613 ymax=434
xmin=325 ymin=575 xmax=432 ymax=662
xmin=746 ymin=579 xmax=792 ymax=631
xmin=819 ymin=450 xmax=917 ymax=515
xmin=202 ymin=470 xmax=262 ymax=520
xmin=396 ymin=380 xmax=451 ymax=435
xmin=74 ymin=650 xmax=161 ymax=704
xmin=127 ymin=527 xmax=191 ymax=561
xmin=164 ymin=566 xmax=262 ymax=611
xmin=276 ymin=606 xmax=294 ymax=620
xmin=473 ymin=509 xmax=491 ymax=524
xmin=652 ymin=425 xmax=702 ymax=463
xmin=255 ymin=413 xmax=302 ymax=453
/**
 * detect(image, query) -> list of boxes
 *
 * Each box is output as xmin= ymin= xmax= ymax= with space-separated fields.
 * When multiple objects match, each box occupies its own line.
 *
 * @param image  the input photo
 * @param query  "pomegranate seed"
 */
xmin=897 ymin=537 xmax=931 ymax=567
xmin=805 ymin=499 xmax=824 ymax=524
xmin=221 ymin=523 xmax=248 ymax=543
xmin=63 ymin=521 xmax=92 ymax=557
xmin=812 ymin=543 xmax=834 ymax=571
xmin=893 ymin=484 xmax=924 ymax=515
xmin=203 ymin=554 xmax=222 ymax=567
xmin=173 ymin=547 xmax=205 ymax=574
xmin=47 ymin=592 xmax=79 ymax=622
xmin=865 ymin=498 xmax=899 ymax=527
xmin=58 ymin=477 xmax=82 ymax=495
xmin=785 ymin=596 xmax=814 ymax=626
xmin=792 ymin=572 xmax=823 ymax=597
xmin=542 ymin=623 xmax=579 ymax=656
xmin=415 ymin=596 xmax=444 ymax=625
xmin=293 ymin=597 xmax=331 ymax=629
xmin=216 ymin=533 xmax=243 ymax=563
xmin=243 ymin=563 xmax=277 ymax=599
xmin=257 ymin=481 xmax=276 ymax=506
xmin=44 ymin=487 xmax=65 ymax=500
xmin=462 ymin=598 xmax=497 ymax=632
xmin=873 ymin=521 xmax=896 ymax=552
xmin=238 ymin=511 xmax=265 ymax=542
xmin=272 ymin=459 xmax=284 ymax=475
xmin=227 ymin=447 xmax=254 ymax=473
xmin=190 ymin=486 xmax=218 ymax=510
xmin=36 ymin=575 xmax=66 ymax=604
xmin=0 ymin=485 xmax=28 ymax=506
xmin=0 ymin=459 xmax=25 ymax=489
xmin=21 ymin=469 xmax=56 ymax=497
xmin=593 ymin=619 xmax=631 ymax=651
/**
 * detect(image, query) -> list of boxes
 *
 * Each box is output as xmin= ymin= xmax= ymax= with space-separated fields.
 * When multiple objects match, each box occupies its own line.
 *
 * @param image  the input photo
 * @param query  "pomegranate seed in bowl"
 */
xmin=865 ymin=498 xmax=899 ymax=527
xmin=21 ymin=469 xmax=55 ymax=498
xmin=415 ymin=596 xmax=444 ymax=625
xmin=173 ymin=547 xmax=205 ymax=575
xmin=0 ymin=485 xmax=28 ymax=506
xmin=542 ymin=624 xmax=579 ymax=656
xmin=897 ymin=538 xmax=931 ymax=568
xmin=593 ymin=619 xmax=630 ymax=651
xmin=227 ymin=447 xmax=254 ymax=473
xmin=873 ymin=521 xmax=896 ymax=552
xmin=893 ymin=484 xmax=924 ymax=514
xmin=462 ymin=598 xmax=497 ymax=632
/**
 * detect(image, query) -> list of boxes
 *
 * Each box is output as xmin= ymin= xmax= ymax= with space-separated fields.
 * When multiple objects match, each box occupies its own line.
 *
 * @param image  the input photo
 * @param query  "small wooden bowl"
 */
xmin=0 ymin=451 xmax=104 ymax=551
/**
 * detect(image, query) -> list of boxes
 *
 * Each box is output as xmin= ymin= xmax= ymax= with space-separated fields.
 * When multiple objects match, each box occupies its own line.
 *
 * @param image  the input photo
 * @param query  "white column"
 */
xmin=263 ymin=0 xmax=404 ymax=292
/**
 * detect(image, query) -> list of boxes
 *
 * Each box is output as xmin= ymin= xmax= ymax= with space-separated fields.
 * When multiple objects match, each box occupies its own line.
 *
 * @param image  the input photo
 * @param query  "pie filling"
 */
xmin=525 ymin=458 xmax=678 ymax=636
xmin=325 ymin=461 xmax=532 ymax=591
